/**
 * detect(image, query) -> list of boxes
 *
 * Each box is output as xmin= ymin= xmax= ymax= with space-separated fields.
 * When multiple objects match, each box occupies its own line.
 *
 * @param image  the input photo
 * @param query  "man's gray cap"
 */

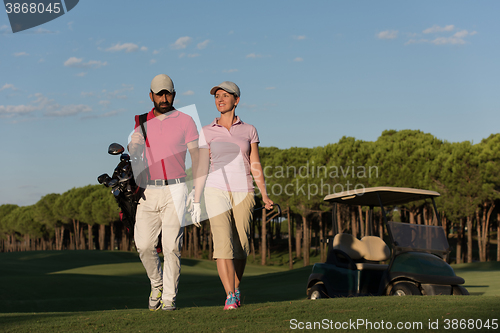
xmin=210 ymin=81 xmax=240 ymax=97
xmin=151 ymin=74 xmax=175 ymax=94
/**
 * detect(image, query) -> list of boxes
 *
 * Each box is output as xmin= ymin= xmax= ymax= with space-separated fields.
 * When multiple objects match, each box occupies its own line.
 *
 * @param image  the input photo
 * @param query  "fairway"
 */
xmin=1 ymin=251 xmax=499 ymax=332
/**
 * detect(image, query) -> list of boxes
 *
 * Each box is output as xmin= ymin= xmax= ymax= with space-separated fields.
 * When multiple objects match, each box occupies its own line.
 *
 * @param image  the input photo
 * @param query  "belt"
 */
xmin=147 ymin=178 xmax=186 ymax=186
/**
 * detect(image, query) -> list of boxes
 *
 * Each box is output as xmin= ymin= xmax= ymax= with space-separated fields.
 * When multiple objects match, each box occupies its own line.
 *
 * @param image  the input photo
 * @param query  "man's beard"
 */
xmin=154 ymin=101 xmax=173 ymax=114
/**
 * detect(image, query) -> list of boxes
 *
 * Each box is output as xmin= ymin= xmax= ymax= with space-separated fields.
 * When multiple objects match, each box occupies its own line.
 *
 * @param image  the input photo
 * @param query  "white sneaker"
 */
xmin=148 ymin=286 xmax=163 ymax=311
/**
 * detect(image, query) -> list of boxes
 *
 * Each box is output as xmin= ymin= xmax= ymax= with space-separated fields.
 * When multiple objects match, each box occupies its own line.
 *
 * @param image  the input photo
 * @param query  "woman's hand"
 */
xmin=262 ymin=195 xmax=274 ymax=210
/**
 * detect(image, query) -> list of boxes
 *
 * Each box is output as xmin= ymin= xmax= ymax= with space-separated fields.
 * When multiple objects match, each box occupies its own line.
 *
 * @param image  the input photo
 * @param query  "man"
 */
xmin=128 ymin=74 xmax=199 ymax=311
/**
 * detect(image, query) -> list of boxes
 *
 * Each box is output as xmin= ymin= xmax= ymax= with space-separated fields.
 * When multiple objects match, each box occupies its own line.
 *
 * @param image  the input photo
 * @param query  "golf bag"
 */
xmin=97 ymin=113 xmax=149 ymax=235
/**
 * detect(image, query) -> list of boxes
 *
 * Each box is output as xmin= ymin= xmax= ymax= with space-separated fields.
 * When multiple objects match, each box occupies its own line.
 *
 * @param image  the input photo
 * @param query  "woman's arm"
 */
xmin=250 ymin=142 xmax=274 ymax=209
xmin=193 ymin=148 xmax=210 ymax=202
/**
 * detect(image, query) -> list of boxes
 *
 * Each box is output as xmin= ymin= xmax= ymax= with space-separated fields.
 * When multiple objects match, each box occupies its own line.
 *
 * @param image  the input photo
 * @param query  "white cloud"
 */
xmin=0 ymin=104 xmax=38 ymax=117
xmin=82 ymin=109 xmax=126 ymax=119
xmin=141 ymin=46 xmax=148 ymax=51
xmin=294 ymin=57 xmax=303 ymax=62
xmin=45 ymin=104 xmax=92 ymax=117
xmin=150 ymin=59 xmax=157 ymax=64
xmin=33 ymin=27 xmax=57 ymax=34
xmin=0 ymin=93 xmax=92 ymax=118
xmin=377 ymin=30 xmax=398 ymax=39
xmin=99 ymin=100 xmax=110 ymax=107
xmin=183 ymin=90 xmax=195 ymax=96
xmin=81 ymin=91 xmax=94 ymax=97
xmin=76 ymin=72 xmax=87 ymax=77
xmin=0 ymin=84 xmax=15 ymax=92
xmin=13 ymin=52 xmax=28 ymax=57
xmin=423 ymin=25 xmax=455 ymax=34
xmin=106 ymin=43 xmax=139 ymax=53
xmin=102 ymin=84 xmax=134 ymax=100
xmin=405 ymin=26 xmax=477 ymax=46
xmin=246 ymin=53 xmax=262 ymax=58
xmin=431 ymin=36 xmax=466 ymax=45
xmin=293 ymin=35 xmax=306 ymax=40
xmin=171 ymin=36 xmax=192 ymax=50
xmin=153 ymin=50 xmax=160 ymax=55
xmin=197 ymin=39 xmax=210 ymax=49
xmin=68 ymin=21 xmax=74 ymax=30
xmin=239 ymin=103 xmax=257 ymax=109
xmin=64 ymin=57 xmax=107 ymax=68
xmin=187 ymin=53 xmax=200 ymax=58
xmin=223 ymin=69 xmax=238 ymax=73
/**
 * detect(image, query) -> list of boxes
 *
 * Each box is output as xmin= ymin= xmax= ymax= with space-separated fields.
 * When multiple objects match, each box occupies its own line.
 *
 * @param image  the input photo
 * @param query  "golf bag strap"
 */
xmin=138 ymin=112 xmax=151 ymax=181
xmin=139 ymin=113 xmax=148 ymax=142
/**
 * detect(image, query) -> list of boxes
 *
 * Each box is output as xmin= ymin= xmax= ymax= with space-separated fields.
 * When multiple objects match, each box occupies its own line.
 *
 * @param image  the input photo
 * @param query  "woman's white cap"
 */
xmin=210 ymin=81 xmax=240 ymax=97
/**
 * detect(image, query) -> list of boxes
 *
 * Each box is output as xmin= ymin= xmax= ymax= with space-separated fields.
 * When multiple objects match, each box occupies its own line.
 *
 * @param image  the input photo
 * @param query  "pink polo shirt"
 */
xmin=134 ymin=108 xmax=198 ymax=180
xmin=199 ymin=116 xmax=259 ymax=192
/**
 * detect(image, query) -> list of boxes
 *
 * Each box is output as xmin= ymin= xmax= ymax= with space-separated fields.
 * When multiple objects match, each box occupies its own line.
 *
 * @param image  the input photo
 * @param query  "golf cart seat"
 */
xmin=329 ymin=233 xmax=390 ymax=271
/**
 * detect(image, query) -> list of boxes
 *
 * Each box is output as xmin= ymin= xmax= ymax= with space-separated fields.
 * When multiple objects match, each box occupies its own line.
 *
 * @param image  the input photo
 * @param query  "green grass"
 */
xmin=1 ymin=251 xmax=499 ymax=332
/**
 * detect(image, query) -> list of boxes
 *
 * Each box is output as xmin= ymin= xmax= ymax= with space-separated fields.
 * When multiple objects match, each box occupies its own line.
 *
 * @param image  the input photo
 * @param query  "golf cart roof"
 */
xmin=323 ymin=187 xmax=440 ymax=207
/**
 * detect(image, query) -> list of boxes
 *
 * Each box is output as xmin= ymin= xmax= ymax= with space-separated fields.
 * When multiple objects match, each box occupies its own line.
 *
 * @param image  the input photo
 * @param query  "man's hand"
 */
xmin=186 ymin=189 xmax=195 ymax=211
xmin=128 ymin=132 xmax=145 ymax=156
xmin=190 ymin=202 xmax=201 ymax=228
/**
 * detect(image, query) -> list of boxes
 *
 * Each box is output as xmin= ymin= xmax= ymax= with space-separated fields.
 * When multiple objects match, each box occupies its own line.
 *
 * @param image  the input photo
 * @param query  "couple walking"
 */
xmin=127 ymin=74 xmax=273 ymax=311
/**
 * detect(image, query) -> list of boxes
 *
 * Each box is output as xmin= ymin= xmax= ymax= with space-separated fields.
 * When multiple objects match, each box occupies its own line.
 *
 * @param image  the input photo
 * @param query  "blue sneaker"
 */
xmin=235 ymin=288 xmax=241 ymax=307
xmin=224 ymin=292 xmax=238 ymax=310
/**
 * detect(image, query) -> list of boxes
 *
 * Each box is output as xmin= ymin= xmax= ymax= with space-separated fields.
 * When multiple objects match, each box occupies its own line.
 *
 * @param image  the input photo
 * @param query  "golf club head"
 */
xmin=97 ymin=173 xmax=111 ymax=186
xmin=108 ymin=143 xmax=125 ymax=155
xmin=120 ymin=153 xmax=130 ymax=162
xmin=108 ymin=178 xmax=119 ymax=188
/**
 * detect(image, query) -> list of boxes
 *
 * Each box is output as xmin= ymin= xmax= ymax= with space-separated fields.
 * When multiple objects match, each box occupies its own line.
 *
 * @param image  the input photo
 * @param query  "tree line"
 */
xmin=1 ymin=130 xmax=499 ymax=267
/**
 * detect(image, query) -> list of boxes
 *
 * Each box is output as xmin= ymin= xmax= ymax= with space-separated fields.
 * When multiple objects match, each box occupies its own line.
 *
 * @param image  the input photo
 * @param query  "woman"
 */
xmin=192 ymin=81 xmax=273 ymax=310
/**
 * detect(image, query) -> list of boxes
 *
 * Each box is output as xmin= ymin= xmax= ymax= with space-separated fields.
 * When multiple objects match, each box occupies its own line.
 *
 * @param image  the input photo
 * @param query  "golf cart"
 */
xmin=307 ymin=187 xmax=468 ymax=298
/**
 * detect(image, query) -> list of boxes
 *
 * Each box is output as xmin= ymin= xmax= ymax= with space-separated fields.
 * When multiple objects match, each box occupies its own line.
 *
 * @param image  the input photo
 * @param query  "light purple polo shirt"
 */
xmin=199 ymin=116 xmax=259 ymax=192
xmin=134 ymin=108 xmax=199 ymax=180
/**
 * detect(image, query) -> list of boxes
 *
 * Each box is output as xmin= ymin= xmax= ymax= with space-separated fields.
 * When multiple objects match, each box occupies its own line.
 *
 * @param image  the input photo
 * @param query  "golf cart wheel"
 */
xmin=452 ymin=285 xmax=469 ymax=295
xmin=391 ymin=282 xmax=421 ymax=296
xmin=309 ymin=284 xmax=328 ymax=300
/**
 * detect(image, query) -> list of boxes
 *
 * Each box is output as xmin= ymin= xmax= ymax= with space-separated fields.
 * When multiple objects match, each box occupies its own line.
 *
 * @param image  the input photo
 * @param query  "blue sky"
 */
xmin=1 ymin=1 xmax=499 ymax=206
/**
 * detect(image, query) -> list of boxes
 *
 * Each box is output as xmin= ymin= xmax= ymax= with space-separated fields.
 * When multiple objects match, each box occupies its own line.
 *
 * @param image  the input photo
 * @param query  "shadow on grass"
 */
xmin=0 ymin=251 xmax=312 ymax=313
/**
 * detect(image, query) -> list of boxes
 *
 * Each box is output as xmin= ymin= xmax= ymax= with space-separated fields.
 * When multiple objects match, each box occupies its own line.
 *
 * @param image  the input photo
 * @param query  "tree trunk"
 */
xmin=80 ymin=224 xmax=86 ymax=250
xmin=72 ymin=220 xmax=79 ymax=250
xmin=483 ymin=203 xmax=494 ymax=262
xmin=358 ymin=206 xmax=365 ymax=238
xmin=302 ymin=215 xmax=309 ymax=266
xmin=467 ymin=216 xmax=473 ymax=263
xmin=409 ymin=210 xmax=416 ymax=224
xmin=336 ymin=203 xmax=342 ymax=234
xmin=497 ymin=212 xmax=500 ymax=262
xmin=261 ymin=208 xmax=267 ymax=265
xmin=110 ymin=221 xmax=115 ymax=251
xmin=378 ymin=212 xmax=384 ymax=238
xmin=194 ymin=225 xmax=199 ymax=258
xmin=99 ymin=224 xmax=106 ymax=250
xmin=208 ymin=222 xmax=213 ymax=261
xmin=287 ymin=208 xmax=293 ymax=269
xmin=202 ymin=223 xmax=207 ymax=252
xmin=88 ymin=224 xmax=94 ymax=250
xmin=295 ymin=215 xmax=302 ymax=260
xmin=351 ymin=209 xmax=357 ymax=238
xmin=250 ymin=215 xmax=256 ymax=261
xmin=456 ymin=219 xmax=464 ymax=264
xmin=319 ymin=212 xmax=325 ymax=262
